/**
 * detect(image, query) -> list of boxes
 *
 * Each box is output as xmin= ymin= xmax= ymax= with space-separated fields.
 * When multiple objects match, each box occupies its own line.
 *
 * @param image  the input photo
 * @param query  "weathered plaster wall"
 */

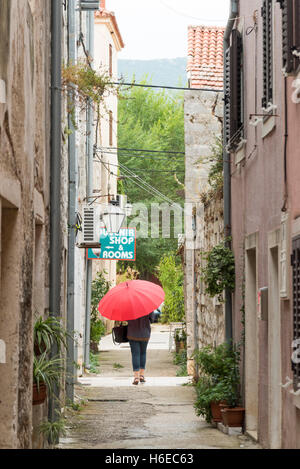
xmin=231 ymin=0 xmax=300 ymax=449
xmin=0 ymin=0 xmax=51 ymax=448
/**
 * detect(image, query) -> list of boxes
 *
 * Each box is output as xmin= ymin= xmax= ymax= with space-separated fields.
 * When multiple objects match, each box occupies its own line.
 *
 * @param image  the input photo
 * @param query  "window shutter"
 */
xmin=230 ymin=29 xmax=243 ymax=146
xmin=294 ymin=0 xmax=300 ymax=70
xmin=224 ymin=48 xmax=231 ymax=146
xmin=281 ymin=0 xmax=294 ymax=73
xmin=262 ymin=0 xmax=273 ymax=107
xmin=278 ymin=0 xmax=299 ymax=73
xmin=291 ymin=236 xmax=300 ymax=391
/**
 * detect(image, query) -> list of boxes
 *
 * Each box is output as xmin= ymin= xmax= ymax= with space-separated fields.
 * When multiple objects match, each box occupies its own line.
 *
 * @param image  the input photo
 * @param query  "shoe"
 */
xmin=140 ymin=376 xmax=146 ymax=383
xmin=132 ymin=377 xmax=139 ymax=385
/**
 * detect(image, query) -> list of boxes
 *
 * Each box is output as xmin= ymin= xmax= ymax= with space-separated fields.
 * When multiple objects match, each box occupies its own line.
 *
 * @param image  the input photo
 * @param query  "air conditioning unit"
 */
xmin=76 ymin=205 xmax=101 ymax=249
xmin=79 ymin=0 xmax=100 ymax=11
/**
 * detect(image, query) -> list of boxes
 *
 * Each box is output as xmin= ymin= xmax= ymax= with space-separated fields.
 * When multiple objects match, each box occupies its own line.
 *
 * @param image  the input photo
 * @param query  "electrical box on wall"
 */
xmin=258 ymin=287 xmax=268 ymax=321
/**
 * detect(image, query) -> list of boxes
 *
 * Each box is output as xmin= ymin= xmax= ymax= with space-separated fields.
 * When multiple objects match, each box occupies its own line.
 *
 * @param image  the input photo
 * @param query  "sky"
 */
xmin=108 ymin=0 xmax=230 ymax=60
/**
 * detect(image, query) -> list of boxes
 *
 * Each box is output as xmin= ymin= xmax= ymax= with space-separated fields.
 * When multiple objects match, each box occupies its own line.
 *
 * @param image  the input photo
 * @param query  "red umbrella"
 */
xmin=98 ymin=280 xmax=165 ymax=321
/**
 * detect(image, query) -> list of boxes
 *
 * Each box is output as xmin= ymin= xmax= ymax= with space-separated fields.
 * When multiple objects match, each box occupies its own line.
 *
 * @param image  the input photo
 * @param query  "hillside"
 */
xmin=118 ymin=57 xmax=187 ymax=88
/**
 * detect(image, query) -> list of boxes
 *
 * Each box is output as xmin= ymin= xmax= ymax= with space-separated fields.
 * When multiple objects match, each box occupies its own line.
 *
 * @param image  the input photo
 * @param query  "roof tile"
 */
xmin=187 ymin=25 xmax=225 ymax=90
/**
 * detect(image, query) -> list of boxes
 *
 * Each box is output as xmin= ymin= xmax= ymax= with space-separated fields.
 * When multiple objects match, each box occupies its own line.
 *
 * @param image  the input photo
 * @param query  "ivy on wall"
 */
xmin=201 ymin=240 xmax=235 ymax=298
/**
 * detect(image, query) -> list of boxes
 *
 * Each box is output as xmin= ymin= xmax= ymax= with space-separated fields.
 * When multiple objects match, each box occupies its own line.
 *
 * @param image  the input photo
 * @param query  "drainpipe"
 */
xmin=223 ymin=0 xmax=238 ymax=344
xmin=49 ymin=0 xmax=62 ymax=427
xmin=66 ymin=0 xmax=77 ymax=403
xmin=84 ymin=11 xmax=95 ymax=369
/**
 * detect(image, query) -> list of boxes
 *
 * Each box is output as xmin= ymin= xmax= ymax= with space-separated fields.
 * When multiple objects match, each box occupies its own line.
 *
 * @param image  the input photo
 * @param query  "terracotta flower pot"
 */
xmin=221 ymin=407 xmax=245 ymax=427
xmin=211 ymin=401 xmax=228 ymax=422
xmin=32 ymin=383 xmax=47 ymax=406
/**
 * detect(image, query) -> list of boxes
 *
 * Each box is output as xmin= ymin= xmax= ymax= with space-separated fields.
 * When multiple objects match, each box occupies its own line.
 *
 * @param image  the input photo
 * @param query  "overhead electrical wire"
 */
xmin=97 ymin=146 xmax=185 ymax=156
xmin=113 ymin=81 xmax=223 ymax=93
xmin=95 ymin=153 xmax=183 ymax=208
xmin=118 ymin=161 xmax=182 ymax=208
xmin=99 ymin=152 xmax=183 ymax=160
xmin=94 ymin=159 xmax=185 ymax=173
xmin=79 ymin=32 xmax=223 ymax=93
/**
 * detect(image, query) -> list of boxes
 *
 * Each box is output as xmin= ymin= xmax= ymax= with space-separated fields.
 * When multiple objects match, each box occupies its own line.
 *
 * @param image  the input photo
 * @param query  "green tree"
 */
xmin=117 ymin=80 xmax=185 ymax=277
xmin=157 ymin=253 xmax=185 ymax=323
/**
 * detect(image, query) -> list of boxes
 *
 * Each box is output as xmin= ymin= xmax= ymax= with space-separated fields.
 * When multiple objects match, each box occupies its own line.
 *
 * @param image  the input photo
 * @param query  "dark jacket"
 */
xmin=127 ymin=312 xmax=156 ymax=341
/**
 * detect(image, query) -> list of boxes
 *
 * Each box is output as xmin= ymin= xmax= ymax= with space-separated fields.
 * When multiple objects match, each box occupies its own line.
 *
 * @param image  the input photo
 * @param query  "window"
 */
xmin=109 ymin=111 xmax=113 ymax=146
xmin=291 ymin=236 xmax=300 ymax=392
xmin=224 ymin=29 xmax=244 ymax=151
xmin=277 ymin=0 xmax=300 ymax=73
xmin=109 ymin=44 xmax=113 ymax=77
xmin=262 ymin=0 xmax=273 ymax=108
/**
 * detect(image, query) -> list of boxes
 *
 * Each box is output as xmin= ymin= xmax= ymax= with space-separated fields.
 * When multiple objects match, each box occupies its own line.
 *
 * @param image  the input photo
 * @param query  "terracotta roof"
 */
xmin=95 ymin=3 xmax=125 ymax=50
xmin=187 ymin=26 xmax=224 ymax=90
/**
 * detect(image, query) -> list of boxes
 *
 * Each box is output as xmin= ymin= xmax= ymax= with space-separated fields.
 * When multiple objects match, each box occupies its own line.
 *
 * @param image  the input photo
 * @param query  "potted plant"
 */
xmin=174 ymin=328 xmax=186 ymax=353
xmin=220 ymin=376 xmax=245 ymax=427
xmin=194 ymin=343 xmax=243 ymax=426
xmin=33 ymin=353 xmax=64 ymax=406
xmin=34 ymin=316 xmax=73 ymax=356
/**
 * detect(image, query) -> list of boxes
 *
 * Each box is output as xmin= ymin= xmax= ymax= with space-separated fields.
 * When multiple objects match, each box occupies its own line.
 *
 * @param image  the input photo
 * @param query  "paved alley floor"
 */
xmin=58 ymin=325 xmax=260 ymax=450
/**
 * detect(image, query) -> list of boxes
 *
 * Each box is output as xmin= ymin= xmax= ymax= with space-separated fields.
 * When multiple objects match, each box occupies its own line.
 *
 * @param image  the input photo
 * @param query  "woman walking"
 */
xmin=127 ymin=312 xmax=155 ymax=385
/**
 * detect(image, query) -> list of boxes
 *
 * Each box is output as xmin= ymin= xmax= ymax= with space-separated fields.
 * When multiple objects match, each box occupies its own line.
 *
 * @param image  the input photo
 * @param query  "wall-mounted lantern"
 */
xmin=102 ymin=200 xmax=126 ymax=234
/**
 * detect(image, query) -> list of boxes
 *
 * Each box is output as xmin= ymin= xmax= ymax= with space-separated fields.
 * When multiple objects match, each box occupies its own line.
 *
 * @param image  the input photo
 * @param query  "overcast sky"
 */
xmin=109 ymin=0 xmax=230 ymax=60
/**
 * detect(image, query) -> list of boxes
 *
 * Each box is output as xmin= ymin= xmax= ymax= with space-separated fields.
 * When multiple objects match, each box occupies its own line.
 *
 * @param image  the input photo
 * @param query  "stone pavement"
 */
xmin=58 ymin=324 xmax=260 ymax=449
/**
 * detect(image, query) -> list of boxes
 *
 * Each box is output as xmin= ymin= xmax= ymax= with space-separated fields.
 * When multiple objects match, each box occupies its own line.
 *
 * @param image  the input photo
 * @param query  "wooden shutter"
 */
xmin=291 ymin=237 xmax=300 ymax=391
xmin=294 ymin=0 xmax=300 ymax=70
xmin=281 ymin=0 xmax=294 ymax=73
xmin=230 ymin=29 xmax=243 ymax=146
xmin=278 ymin=0 xmax=300 ymax=73
xmin=262 ymin=0 xmax=273 ymax=107
xmin=224 ymin=48 xmax=231 ymax=146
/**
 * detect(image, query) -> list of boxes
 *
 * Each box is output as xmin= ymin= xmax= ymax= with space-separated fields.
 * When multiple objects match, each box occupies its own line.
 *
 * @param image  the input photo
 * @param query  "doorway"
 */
xmin=245 ymin=246 xmax=259 ymax=437
xmin=268 ymin=245 xmax=282 ymax=448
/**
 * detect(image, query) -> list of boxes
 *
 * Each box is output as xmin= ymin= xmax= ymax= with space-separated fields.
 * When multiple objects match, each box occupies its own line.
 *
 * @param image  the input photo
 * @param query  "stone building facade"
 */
xmin=184 ymin=26 xmax=225 ymax=375
xmin=0 ymin=0 xmax=53 ymax=448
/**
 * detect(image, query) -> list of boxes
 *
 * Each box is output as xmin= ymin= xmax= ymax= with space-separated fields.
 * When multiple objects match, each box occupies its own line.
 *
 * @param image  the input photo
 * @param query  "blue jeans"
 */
xmin=129 ymin=340 xmax=149 ymax=372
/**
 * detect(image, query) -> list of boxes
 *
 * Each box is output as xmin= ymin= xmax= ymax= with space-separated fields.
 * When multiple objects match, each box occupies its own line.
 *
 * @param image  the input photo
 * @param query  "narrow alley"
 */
xmin=58 ymin=325 xmax=259 ymax=450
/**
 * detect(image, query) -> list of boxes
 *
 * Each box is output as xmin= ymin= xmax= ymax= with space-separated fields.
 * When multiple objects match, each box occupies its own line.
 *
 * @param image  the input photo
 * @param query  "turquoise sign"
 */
xmin=87 ymin=228 xmax=136 ymax=261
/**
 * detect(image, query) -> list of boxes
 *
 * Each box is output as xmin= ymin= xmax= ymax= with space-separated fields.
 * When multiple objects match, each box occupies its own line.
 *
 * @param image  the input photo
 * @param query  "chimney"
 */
xmin=100 ymin=0 xmax=105 ymax=9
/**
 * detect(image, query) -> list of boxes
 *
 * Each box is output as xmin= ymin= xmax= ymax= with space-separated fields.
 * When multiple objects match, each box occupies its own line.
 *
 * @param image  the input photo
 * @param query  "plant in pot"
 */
xmin=33 ymin=316 xmax=73 ymax=356
xmin=33 ymin=353 xmax=65 ymax=406
xmin=220 ymin=374 xmax=245 ymax=428
xmin=194 ymin=375 xmax=215 ymax=423
xmin=194 ymin=342 xmax=243 ymax=425
xmin=174 ymin=328 xmax=186 ymax=353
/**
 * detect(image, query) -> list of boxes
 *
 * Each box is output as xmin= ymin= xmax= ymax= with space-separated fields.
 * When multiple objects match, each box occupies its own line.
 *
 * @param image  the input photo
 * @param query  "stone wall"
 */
xmin=195 ymin=195 xmax=225 ymax=349
xmin=184 ymin=89 xmax=224 ymax=375
xmin=0 ymin=0 xmax=52 ymax=448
